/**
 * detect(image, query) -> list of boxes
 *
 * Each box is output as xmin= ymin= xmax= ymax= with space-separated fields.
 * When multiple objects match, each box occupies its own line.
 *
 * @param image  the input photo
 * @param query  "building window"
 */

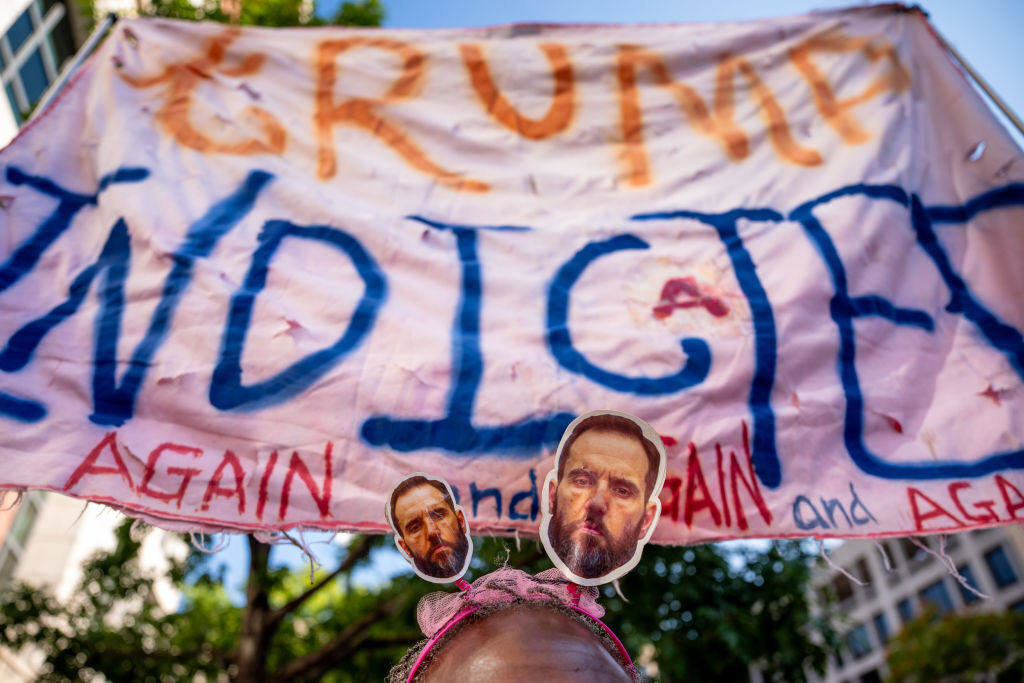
xmin=897 ymin=597 xmax=915 ymax=624
xmin=855 ymin=557 xmax=876 ymax=600
xmin=1010 ymin=598 xmax=1024 ymax=613
xmin=919 ymin=579 xmax=954 ymax=615
xmin=885 ymin=540 xmax=902 ymax=585
xmin=846 ymin=624 xmax=872 ymax=660
xmin=898 ymin=537 xmax=929 ymax=569
xmin=859 ymin=670 xmax=882 ymax=683
xmin=0 ymin=491 xmax=43 ymax=587
xmin=833 ymin=572 xmax=854 ymax=606
xmin=983 ymin=546 xmax=1018 ymax=588
xmin=1 ymin=0 xmax=68 ymax=123
xmin=956 ymin=564 xmax=982 ymax=604
xmin=871 ymin=612 xmax=890 ymax=644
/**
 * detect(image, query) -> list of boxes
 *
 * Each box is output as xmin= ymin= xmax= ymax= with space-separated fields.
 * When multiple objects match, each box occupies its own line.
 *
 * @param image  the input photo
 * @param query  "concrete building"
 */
xmin=812 ymin=527 xmax=1024 ymax=683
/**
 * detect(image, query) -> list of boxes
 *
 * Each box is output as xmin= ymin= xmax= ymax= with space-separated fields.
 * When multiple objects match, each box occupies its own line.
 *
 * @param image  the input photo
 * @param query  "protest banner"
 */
xmin=0 ymin=5 xmax=1021 ymax=543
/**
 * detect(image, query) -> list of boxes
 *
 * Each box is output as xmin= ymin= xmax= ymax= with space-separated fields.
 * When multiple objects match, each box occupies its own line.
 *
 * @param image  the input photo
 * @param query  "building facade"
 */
xmin=812 ymin=527 xmax=1024 ymax=683
xmin=0 ymin=0 xmax=89 ymax=148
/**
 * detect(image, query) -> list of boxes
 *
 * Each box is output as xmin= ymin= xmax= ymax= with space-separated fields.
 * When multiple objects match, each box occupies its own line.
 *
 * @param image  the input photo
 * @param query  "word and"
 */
xmin=791 ymin=483 xmax=876 ymax=531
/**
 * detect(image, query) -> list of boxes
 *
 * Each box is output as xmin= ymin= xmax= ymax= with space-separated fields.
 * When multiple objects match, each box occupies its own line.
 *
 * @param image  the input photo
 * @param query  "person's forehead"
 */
xmin=564 ymin=429 xmax=649 ymax=479
xmin=394 ymin=484 xmax=449 ymax=522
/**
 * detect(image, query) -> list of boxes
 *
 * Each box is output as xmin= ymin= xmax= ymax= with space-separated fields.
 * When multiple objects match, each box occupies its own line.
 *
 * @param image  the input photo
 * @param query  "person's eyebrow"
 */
xmin=609 ymin=476 xmax=640 ymax=497
xmin=567 ymin=467 xmax=595 ymax=481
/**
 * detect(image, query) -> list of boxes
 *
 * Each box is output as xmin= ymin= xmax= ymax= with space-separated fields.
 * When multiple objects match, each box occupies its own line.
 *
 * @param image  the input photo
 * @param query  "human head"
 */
xmin=389 ymin=599 xmax=640 ymax=682
xmin=387 ymin=474 xmax=471 ymax=582
xmin=542 ymin=411 xmax=664 ymax=584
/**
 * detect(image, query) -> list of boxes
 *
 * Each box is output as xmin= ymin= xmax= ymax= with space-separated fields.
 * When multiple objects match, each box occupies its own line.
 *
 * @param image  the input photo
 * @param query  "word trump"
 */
xmin=116 ymin=26 xmax=910 ymax=191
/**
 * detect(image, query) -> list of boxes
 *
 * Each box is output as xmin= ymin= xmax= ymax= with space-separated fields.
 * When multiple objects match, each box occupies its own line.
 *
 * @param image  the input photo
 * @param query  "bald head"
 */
xmin=420 ymin=604 xmax=633 ymax=683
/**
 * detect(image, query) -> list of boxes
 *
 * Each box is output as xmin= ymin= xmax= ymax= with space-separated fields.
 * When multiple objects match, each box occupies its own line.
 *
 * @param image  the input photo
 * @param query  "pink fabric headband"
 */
xmin=407 ymin=567 xmax=634 ymax=682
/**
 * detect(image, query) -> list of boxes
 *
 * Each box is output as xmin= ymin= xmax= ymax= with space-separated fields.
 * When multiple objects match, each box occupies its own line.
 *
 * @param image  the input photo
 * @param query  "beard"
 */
xmin=549 ymin=500 xmax=643 ymax=579
xmin=412 ymin=531 xmax=470 ymax=579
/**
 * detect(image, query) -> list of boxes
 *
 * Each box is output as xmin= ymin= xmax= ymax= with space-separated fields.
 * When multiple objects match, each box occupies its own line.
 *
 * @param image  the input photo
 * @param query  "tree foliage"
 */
xmin=1 ymin=522 xmax=832 ymax=682
xmin=887 ymin=609 xmax=1024 ymax=683
xmin=137 ymin=0 xmax=385 ymax=27
xmin=0 ymin=521 xmax=419 ymax=682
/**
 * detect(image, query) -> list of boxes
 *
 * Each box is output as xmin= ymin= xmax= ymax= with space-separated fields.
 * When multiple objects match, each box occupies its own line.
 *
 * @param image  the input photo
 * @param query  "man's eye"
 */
xmin=572 ymin=476 xmax=591 ymax=487
xmin=615 ymin=487 xmax=633 ymax=497
xmin=430 ymin=510 xmax=446 ymax=520
xmin=407 ymin=522 xmax=421 ymax=532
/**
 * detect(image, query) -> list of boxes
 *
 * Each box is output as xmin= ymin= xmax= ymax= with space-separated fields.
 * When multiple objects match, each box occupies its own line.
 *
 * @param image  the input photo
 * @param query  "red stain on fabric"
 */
xmin=978 ymin=385 xmax=1002 ymax=406
xmin=653 ymin=276 xmax=729 ymax=319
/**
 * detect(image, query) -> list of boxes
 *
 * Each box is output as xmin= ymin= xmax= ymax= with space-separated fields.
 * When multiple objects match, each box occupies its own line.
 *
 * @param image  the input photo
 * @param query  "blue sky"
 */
xmin=205 ymin=0 xmax=1024 ymax=602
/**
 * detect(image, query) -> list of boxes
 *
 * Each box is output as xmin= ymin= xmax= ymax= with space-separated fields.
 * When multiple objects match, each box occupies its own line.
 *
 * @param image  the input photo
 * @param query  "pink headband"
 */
xmin=406 ymin=568 xmax=634 ymax=682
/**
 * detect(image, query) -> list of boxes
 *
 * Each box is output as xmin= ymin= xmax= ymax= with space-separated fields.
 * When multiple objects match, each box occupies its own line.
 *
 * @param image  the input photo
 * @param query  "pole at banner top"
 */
xmin=926 ymin=17 xmax=1024 ymax=139
xmin=29 ymin=12 xmax=119 ymax=123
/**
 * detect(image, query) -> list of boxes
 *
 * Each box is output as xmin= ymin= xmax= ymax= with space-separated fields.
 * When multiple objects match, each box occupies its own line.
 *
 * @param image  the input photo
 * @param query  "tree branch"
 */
xmin=265 ymin=535 xmax=375 ymax=630
xmin=271 ymin=598 xmax=403 ymax=683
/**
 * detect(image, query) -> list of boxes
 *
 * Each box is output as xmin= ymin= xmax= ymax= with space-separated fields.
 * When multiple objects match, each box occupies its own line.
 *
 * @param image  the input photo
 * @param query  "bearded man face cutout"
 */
xmin=542 ymin=411 xmax=664 ymax=585
xmin=388 ymin=474 xmax=471 ymax=583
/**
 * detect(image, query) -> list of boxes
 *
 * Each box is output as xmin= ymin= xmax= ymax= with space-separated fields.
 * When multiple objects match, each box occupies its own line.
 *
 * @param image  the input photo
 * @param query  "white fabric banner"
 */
xmin=1 ymin=5 xmax=1022 ymax=543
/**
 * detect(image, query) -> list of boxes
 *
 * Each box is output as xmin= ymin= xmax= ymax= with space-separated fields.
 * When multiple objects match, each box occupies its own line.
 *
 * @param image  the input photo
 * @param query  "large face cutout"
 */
xmin=540 ymin=410 xmax=666 ymax=586
xmin=385 ymin=473 xmax=473 ymax=584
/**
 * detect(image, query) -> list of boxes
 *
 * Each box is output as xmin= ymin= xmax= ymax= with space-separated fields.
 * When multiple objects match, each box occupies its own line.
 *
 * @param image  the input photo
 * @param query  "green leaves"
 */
xmin=2 ymin=518 xmax=832 ymax=682
xmin=137 ymin=0 xmax=385 ymax=28
xmin=887 ymin=610 xmax=1024 ymax=683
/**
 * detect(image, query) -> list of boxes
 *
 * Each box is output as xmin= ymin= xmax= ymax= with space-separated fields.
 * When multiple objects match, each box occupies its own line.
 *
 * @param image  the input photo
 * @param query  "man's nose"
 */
xmin=424 ymin=516 xmax=440 ymax=537
xmin=586 ymin=484 xmax=609 ymax=515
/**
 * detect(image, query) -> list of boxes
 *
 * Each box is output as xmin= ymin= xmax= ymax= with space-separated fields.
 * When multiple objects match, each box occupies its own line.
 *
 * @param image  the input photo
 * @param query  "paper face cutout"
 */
xmin=540 ymin=410 xmax=666 ymax=586
xmin=386 ymin=473 xmax=473 ymax=584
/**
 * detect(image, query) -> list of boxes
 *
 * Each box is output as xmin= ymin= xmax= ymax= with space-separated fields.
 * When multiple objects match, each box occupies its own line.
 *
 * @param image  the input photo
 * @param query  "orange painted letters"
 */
xmin=119 ymin=28 xmax=286 ymax=155
xmin=314 ymin=37 xmax=488 ymax=192
xmin=616 ymin=45 xmax=822 ymax=186
xmin=789 ymin=29 xmax=910 ymax=145
xmin=459 ymin=42 xmax=575 ymax=139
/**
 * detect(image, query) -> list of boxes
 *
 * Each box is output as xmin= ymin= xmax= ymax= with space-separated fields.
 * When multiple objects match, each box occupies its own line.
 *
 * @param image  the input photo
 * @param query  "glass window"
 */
xmin=899 ymin=537 xmax=928 ymax=567
xmin=1011 ymin=599 xmax=1024 ymax=613
xmin=833 ymin=573 xmax=854 ymax=604
xmin=897 ymin=597 xmax=914 ymax=623
xmin=18 ymin=48 xmax=49 ymax=107
xmin=854 ymin=557 xmax=872 ymax=583
xmin=984 ymin=546 xmax=1018 ymax=588
xmin=8 ymin=498 xmax=39 ymax=548
xmin=871 ymin=612 xmax=889 ymax=644
xmin=847 ymin=624 xmax=872 ymax=659
xmin=859 ymin=670 xmax=882 ymax=683
xmin=5 ymin=8 xmax=35 ymax=54
xmin=0 ymin=493 xmax=42 ymax=588
xmin=957 ymin=564 xmax=982 ymax=604
xmin=0 ymin=550 xmax=18 ymax=586
xmin=919 ymin=579 xmax=954 ymax=615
